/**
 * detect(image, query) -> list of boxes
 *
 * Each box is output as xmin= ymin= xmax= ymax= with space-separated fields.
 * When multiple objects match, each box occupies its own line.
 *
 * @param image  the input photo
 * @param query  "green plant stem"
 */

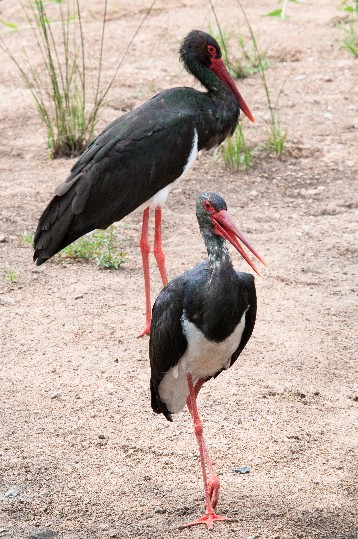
xmin=94 ymin=0 xmax=158 ymax=114
xmin=236 ymin=0 xmax=274 ymax=125
xmin=209 ymin=0 xmax=231 ymax=69
xmin=1 ymin=0 xmax=158 ymax=158
xmin=281 ymin=0 xmax=289 ymax=18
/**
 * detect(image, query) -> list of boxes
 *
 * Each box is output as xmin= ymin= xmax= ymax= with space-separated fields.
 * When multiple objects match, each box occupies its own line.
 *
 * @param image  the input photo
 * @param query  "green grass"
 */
xmin=264 ymin=0 xmax=301 ymax=19
xmin=209 ymin=0 xmax=287 ymax=159
xmin=0 ymin=0 xmax=158 ymax=158
xmin=235 ymin=35 xmax=271 ymax=79
xmin=19 ymin=225 xmax=125 ymax=269
xmin=20 ymin=231 xmax=34 ymax=245
xmin=236 ymin=0 xmax=288 ymax=159
xmin=1 ymin=0 xmax=97 ymax=157
xmin=340 ymin=0 xmax=358 ymax=20
xmin=221 ymin=123 xmax=253 ymax=172
xmin=59 ymin=225 xmax=126 ymax=269
xmin=3 ymin=268 xmax=17 ymax=283
xmin=341 ymin=23 xmax=358 ymax=57
xmin=267 ymin=120 xmax=287 ymax=157
xmin=209 ymin=24 xmax=270 ymax=79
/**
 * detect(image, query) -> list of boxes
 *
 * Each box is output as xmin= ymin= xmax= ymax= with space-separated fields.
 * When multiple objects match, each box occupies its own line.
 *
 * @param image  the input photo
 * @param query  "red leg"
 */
xmin=193 ymin=377 xmax=221 ymax=509
xmin=138 ymin=208 xmax=151 ymax=337
xmin=179 ymin=374 xmax=236 ymax=530
xmin=153 ymin=207 xmax=168 ymax=287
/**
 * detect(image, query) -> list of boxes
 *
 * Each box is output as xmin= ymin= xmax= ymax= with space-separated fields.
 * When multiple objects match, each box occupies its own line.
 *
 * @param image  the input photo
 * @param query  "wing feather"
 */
xmin=33 ymin=91 xmax=198 ymax=264
xmin=149 ymin=275 xmax=188 ymax=419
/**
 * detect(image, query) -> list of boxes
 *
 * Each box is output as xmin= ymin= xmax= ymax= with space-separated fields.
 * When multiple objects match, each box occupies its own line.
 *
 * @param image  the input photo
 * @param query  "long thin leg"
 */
xmin=192 ymin=377 xmax=220 ymax=509
xmin=179 ymin=374 xmax=235 ymax=530
xmin=153 ymin=207 xmax=168 ymax=286
xmin=139 ymin=208 xmax=151 ymax=337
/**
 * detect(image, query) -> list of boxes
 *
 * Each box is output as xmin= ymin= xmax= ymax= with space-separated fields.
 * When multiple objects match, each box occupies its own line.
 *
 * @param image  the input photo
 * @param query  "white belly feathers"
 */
xmin=158 ymin=309 xmax=248 ymax=414
xmin=144 ymin=128 xmax=199 ymax=209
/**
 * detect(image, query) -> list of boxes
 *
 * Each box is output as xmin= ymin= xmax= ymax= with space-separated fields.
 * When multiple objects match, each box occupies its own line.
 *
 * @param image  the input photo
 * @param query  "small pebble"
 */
xmin=155 ymin=508 xmax=167 ymax=514
xmin=0 ymin=295 xmax=16 ymax=305
xmin=233 ymin=465 xmax=251 ymax=474
xmin=4 ymin=487 xmax=19 ymax=498
xmin=29 ymin=532 xmax=58 ymax=539
xmin=98 ymin=434 xmax=106 ymax=440
xmin=0 ymin=235 xmax=7 ymax=243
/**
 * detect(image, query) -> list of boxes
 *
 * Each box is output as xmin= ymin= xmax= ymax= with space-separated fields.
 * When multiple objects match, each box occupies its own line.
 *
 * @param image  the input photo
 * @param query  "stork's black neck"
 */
xmin=183 ymin=56 xmax=231 ymax=98
xmin=202 ymin=229 xmax=233 ymax=273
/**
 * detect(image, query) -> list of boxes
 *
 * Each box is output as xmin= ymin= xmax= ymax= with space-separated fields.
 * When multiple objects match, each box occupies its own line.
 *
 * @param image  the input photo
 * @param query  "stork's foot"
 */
xmin=137 ymin=323 xmax=150 ymax=337
xmin=178 ymin=510 xmax=236 ymax=530
xmin=207 ymin=472 xmax=220 ymax=509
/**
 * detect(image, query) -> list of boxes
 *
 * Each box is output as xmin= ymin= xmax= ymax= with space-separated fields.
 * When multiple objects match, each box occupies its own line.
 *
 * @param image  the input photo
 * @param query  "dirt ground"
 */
xmin=0 ymin=1 xmax=357 ymax=538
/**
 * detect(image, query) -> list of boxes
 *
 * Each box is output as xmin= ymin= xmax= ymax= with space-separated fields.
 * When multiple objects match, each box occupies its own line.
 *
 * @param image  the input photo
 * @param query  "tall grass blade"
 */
xmin=1 ymin=0 xmax=158 ymax=158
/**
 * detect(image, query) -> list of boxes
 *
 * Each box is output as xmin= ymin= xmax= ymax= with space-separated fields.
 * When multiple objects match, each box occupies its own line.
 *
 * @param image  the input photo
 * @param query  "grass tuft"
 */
xmin=20 ymin=231 xmax=34 ymax=245
xmin=3 ymin=268 xmax=17 ymax=284
xmin=209 ymin=25 xmax=270 ymax=79
xmin=0 ymin=0 xmax=157 ymax=158
xmin=341 ymin=23 xmax=358 ymax=57
xmin=340 ymin=0 xmax=358 ymax=20
xmin=209 ymin=0 xmax=287 ymax=160
xmin=267 ymin=119 xmax=287 ymax=157
xmin=264 ymin=0 xmax=302 ymax=20
xmin=59 ymin=225 xmax=126 ymax=269
xmin=235 ymin=0 xmax=288 ymax=158
xmin=221 ymin=123 xmax=253 ymax=172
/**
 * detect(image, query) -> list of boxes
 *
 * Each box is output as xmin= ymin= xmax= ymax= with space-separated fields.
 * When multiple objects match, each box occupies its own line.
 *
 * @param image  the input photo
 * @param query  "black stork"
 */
xmin=33 ymin=30 xmax=254 ymax=336
xmin=149 ymin=192 xmax=266 ymax=529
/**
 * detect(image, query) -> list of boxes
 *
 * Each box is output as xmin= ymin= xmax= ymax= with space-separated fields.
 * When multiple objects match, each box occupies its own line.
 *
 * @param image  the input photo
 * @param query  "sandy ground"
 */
xmin=0 ymin=1 xmax=357 ymax=538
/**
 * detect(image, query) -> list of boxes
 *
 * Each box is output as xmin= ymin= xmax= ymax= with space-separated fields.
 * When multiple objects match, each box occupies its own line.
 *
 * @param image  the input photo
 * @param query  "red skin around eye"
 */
xmin=203 ymin=201 xmax=215 ymax=213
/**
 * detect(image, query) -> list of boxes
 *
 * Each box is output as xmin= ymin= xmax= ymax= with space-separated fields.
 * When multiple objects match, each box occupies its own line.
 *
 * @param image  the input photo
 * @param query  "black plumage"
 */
xmin=149 ymin=192 xmax=265 ymax=529
xmin=33 ymin=30 xmax=254 ymax=335
xmin=33 ymin=30 xmax=253 ymax=264
xmin=150 ymin=261 xmax=257 ymax=421
xmin=150 ymin=193 xmax=257 ymax=421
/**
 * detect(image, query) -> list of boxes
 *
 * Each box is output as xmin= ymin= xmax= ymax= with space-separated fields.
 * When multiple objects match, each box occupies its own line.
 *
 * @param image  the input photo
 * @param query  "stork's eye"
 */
xmin=203 ymin=200 xmax=215 ymax=213
xmin=207 ymin=44 xmax=217 ymax=57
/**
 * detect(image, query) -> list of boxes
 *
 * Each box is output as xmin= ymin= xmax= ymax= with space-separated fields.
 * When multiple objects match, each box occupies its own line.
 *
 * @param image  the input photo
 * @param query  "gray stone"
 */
xmin=28 ymin=531 xmax=58 ymax=539
xmin=233 ymin=465 xmax=251 ymax=474
xmin=4 ymin=487 xmax=19 ymax=498
xmin=0 ymin=295 xmax=15 ymax=305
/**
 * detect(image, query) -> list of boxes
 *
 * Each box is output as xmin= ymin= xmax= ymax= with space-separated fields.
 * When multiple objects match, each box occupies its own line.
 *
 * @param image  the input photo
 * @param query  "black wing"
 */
xmin=229 ymin=272 xmax=257 ymax=367
xmin=149 ymin=273 xmax=189 ymax=421
xmin=33 ymin=89 xmax=199 ymax=265
xmin=213 ymin=271 xmax=257 ymax=379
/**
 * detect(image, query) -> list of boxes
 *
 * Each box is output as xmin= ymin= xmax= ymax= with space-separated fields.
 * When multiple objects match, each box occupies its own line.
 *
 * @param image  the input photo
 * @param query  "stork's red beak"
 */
xmin=209 ymin=58 xmax=255 ymax=123
xmin=211 ymin=209 xmax=266 ymax=276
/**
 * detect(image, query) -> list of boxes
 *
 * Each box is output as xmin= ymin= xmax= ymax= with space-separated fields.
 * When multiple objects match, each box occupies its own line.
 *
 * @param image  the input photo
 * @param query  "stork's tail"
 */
xmin=33 ymin=172 xmax=90 ymax=265
xmin=150 ymin=379 xmax=173 ymax=422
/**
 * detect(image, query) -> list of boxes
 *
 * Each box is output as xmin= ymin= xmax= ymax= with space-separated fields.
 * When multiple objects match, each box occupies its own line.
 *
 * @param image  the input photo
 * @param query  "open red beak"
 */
xmin=211 ymin=209 xmax=266 ymax=276
xmin=209 ymin=58 xmax=255 ymax=123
